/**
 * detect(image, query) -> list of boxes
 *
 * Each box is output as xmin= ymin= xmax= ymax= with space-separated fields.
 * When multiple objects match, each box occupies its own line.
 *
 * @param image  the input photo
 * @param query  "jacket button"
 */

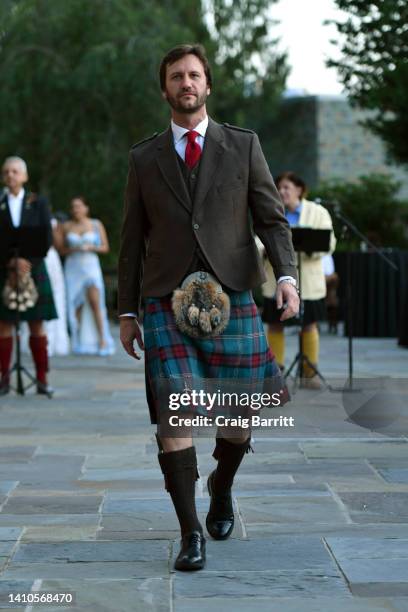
xmin=193 ymin=223 xmax=199 ymax=230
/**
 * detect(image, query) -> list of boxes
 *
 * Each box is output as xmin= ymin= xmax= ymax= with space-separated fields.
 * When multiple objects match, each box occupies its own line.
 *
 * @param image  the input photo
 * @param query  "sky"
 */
xmin=270 ymin=0 xmax=347 ymax=96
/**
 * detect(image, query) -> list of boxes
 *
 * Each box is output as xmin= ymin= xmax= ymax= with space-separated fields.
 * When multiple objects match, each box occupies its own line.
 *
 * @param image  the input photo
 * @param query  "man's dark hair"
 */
xmin=159 ymin=44 xmax=212 ymax=91
xmin=275 ymin=171 xmax=307 ymax=198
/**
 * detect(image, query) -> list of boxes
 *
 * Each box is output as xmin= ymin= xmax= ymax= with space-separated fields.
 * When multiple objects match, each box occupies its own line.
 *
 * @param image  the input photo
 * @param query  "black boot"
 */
xmin=206 ymin=436 xmax=252 ymax=540
xmin=158 ymin=446 xmax=206 ymax=571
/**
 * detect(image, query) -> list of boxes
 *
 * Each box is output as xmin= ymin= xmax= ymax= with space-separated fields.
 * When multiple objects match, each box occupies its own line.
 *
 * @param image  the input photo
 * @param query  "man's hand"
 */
xmin=9 ymin=258 xmax=32 ymax=275
xmin=119 ymin=317 xmax=145 ymax=360
xmin=276 ymin=282 xmax=300 ymax=322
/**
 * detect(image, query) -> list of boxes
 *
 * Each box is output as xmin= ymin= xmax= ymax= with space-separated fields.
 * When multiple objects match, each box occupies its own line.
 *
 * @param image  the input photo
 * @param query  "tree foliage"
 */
xmin=309 ymin=174 xmax=408 ymax=250
xmin=0 ymin=0 xmax=287 ymax=262
xmin=328 ymin=0 xmax=408 ymax=165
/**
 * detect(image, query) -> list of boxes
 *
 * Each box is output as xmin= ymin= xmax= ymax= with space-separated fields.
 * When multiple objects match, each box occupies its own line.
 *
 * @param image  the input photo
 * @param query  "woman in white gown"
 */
xmin=61 ymin=197 xmax=115 ymax=356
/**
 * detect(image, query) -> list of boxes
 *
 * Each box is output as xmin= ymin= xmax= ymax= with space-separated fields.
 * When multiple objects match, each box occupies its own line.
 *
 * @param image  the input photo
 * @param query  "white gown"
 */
xmin=64 ymin=224 xmax=115 ymax=356
xmin=44 ymin=245 xmax=70 ymax=355
xmin=21 ymin=241 xmax=70 ymax=357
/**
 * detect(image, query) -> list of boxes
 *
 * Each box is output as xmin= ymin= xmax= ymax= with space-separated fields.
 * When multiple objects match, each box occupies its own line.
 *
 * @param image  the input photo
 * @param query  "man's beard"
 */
xmin=165 ymin=90 xmax=207 ymax=114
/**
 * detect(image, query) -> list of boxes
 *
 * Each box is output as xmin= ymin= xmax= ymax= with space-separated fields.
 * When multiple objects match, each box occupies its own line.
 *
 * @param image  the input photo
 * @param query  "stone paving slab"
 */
xmin=0 ymin=515 xmax=100 ymax=528
xmin=173 ymin=569 xmax=348 ymax=598
xmin=0 ymin=485 xmax=18 ymax=498
xmin=173 ymin=597 xmax=405 ymax=612
xmin=377 ymin=468 xmax=408 ymax=484
xmin=21 ymin=527 xmax=98 ymax=543
xmin=246 ymin=523 xmax=408 ymax=538
xmin=31 ymin=578 xmax=170 ymax=612
xmin=325 ymin=537 xmax=408 ymax=596
xmin=0 ymin=580 xmax=34 ymax=610
xmin=326 ymin=537 xmax=408 ymax=559
xmin=2 ymin=561 xmax=168 ymax=580
xmin=173 ymin=536 xmax=337 ymax=571
xmin=2 ymin=495 xmax=103 ymax=515
xmin=237 ymin=492 xmax=349 ymax=526
xmin=0 ymin=545 xmax=14 ymax=559
xmin=0 ymin=531 xmax=21 ymax=543
xmin=12 ymin=540 xmax=168 ymax=564
xmin=301 ymin=440 xmax=408 ymax=459
xmin=337 ymin=492 xmax=408 ymax=523
xmin=238 ymin=459 xmax=380 ymax=484
xmin=0 ymin=448 xmax=36 ymax=463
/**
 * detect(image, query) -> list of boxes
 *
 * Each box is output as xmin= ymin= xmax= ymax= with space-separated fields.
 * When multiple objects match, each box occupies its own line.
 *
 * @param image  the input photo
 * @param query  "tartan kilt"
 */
xmin=143 ymin=289 xmax=289 ymax=425
xmin=0 ymin=260 xmax=57 ymax=322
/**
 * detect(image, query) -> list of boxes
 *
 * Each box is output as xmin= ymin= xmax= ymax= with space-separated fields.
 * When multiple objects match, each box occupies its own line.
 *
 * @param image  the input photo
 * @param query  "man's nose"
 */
xmin=181 ymin=75 xmax=193 ymax=89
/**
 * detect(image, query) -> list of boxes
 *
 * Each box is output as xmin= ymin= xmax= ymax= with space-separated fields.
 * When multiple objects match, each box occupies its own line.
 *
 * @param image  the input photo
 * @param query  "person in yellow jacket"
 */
xmin=257 ymin=171 xmax=336 ymax=388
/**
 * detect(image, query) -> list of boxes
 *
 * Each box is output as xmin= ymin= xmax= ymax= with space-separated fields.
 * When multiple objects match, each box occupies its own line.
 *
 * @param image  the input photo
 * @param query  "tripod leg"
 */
xmin=15 ymin=327 xmax=25 ymax=395
xmin=284 ymin=352 xmax=301 ymax=379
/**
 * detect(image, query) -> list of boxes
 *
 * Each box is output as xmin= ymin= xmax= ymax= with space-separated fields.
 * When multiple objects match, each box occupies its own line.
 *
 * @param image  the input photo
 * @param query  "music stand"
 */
xmin=0 ymin=225 xmax=51 ymax=397
xmin=284 ymin=228 xmax=331 ymax=390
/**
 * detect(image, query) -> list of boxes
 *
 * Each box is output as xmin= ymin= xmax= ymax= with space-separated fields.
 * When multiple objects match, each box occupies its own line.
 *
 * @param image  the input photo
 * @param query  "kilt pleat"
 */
xmin=143 ymin=290 xmax=288 ymax=424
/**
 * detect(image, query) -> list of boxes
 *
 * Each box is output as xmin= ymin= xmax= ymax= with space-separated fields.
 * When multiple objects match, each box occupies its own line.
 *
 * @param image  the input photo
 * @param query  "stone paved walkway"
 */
xmin=0 ymin=325 xmax=407 ymax=611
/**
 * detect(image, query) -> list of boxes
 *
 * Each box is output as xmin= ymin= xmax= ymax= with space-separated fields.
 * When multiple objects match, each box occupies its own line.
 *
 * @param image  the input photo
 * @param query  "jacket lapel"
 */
xmin=19 ymin=191 xmax=32 ymax=225
xmin=0 ymin=191 xmax=13 ymax=226
xmin=193 ymin=118 xmax=225 ymax=214
xmin=155 ymin=127 xmax=192 ymax=213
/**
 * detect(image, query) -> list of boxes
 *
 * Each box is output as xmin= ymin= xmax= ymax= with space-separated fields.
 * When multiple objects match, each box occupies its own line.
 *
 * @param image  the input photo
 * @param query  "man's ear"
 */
xmin=207 ymin=88 xmax=211 ymax=96
xmin=161 ymin=90 xmax=167 ymax=100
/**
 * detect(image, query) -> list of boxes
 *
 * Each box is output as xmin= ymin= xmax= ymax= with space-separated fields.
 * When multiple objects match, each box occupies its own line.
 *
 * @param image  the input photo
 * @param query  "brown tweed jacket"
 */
xmin=118 ymin=117 xmax=296 ymax=316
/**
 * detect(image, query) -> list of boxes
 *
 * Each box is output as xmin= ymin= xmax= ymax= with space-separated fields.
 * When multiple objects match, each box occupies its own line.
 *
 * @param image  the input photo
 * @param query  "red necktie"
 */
xmin=185 ymin=130 xmax=202 ymax=169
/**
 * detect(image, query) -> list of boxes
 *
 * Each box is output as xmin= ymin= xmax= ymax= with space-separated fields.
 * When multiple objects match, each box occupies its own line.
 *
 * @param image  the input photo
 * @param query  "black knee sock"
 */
xmin=212 ymin=437 xmax=252 ymax=495
xmin=158 ymin=446 xmax=202 ymax=536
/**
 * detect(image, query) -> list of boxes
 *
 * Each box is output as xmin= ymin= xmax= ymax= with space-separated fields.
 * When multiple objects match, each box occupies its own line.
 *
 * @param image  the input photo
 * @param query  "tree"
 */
xmin=309 ymin=174 xmax=408 ymax=250
xmin=205 ymin=0 xmax=289 ymax=130
xmin=0 ymin=0 xmax=288 ymax=262
xmin=328 ymin=0 xmax=408 ymax=165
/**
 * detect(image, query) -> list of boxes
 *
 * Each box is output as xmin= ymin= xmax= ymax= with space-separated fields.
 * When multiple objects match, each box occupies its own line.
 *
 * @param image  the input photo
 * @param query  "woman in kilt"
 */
xmin=0 ymin=157 xmax=57 ymax=395
xmin=259 ymin=172 xmax=336 ymax=389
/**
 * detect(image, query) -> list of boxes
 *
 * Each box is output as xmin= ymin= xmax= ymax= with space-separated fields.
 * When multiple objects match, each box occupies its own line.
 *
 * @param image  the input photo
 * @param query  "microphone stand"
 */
xmin=315 ymin=199 xmax=398 ymax=391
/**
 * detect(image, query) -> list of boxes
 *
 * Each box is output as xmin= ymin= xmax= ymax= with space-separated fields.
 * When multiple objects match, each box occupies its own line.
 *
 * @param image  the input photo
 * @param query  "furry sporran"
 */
xmin=2 ymin=268 xmax=38 ymax=312
xmin=172 ymin=271 xmax=230 ymax=339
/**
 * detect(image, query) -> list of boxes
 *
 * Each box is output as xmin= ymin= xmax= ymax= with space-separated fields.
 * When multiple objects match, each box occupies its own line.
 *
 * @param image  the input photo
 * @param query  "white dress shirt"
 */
xmin=7 ymin=188 xmax=25 ymax=227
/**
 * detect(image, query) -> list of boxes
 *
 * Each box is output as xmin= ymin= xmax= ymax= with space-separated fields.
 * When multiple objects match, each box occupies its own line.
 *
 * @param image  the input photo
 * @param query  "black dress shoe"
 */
xmin=36 ymin=382 xmax=54 ymax=397
xmin=206 ymin=471 xmax=234 ymax=540
xmin=174 ymin=530 xmax=206 ymax=571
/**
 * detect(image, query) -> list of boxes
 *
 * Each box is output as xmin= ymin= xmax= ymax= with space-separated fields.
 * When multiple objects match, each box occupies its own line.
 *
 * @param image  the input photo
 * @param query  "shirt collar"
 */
xmin=171 ymin=115 xmax=209 ymax=144
xmin=287 ymin=200 xmax=303 ymax=215
xmin=5 ymin=187 xmax=25 ymax=202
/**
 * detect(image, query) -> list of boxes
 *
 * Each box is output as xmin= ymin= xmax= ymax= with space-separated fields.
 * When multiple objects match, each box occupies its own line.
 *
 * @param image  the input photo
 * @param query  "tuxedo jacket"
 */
xmin=0 ymin=190 xmax=52 ymax=267
xmin=258 ymin=198 xmax=337 ymax=301
xmin=118 ymin=117 xmax=297 ymax=316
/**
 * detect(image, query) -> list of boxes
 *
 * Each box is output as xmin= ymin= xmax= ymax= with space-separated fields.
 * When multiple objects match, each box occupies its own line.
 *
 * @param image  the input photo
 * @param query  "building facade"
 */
xmin=264 ymin=95 xmax=408 ymax=198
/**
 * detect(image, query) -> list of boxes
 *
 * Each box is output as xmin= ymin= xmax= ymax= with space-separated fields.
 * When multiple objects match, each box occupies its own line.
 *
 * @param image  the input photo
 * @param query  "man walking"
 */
xmin=118 ymin=44 xmax=299 ymax=571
